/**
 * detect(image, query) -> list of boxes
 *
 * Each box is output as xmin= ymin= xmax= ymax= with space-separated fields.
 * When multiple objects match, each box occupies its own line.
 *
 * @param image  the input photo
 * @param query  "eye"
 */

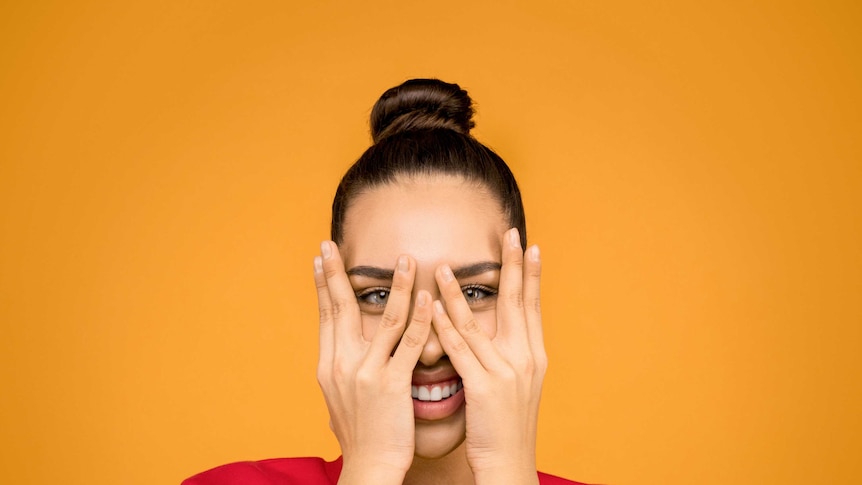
xmin=461 ymin=284 xmax=497 ymax=303
xmin=356 ymin=287 xmax=390 ymax=307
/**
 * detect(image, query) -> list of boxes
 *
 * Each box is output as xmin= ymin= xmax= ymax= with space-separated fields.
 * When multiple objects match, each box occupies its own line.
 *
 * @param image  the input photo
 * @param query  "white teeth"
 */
xmin=412 ymin=380 xmax=462 ymax=401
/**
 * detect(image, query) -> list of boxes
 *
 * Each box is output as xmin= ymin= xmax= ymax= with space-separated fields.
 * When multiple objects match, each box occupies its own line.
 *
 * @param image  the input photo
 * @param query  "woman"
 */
xmin=184 ymin=79 xmax=585 ymax=484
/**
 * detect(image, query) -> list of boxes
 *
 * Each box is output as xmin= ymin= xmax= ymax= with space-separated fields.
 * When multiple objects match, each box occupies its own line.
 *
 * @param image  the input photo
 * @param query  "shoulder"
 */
xmin=182 ymin=456 xmax=343 ymax=485
xmin=538 ymin=470 xmax=595 ymax=485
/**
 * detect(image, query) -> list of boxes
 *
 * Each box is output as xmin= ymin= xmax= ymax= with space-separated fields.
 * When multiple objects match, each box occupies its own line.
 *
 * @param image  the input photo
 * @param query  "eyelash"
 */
xmin=355 ymin=284 xmax=498 ymax=307
xmin=356 ymin=287 xmax=390 ymax=307
xmin=461 ymin=284 xmax=498 ymax=303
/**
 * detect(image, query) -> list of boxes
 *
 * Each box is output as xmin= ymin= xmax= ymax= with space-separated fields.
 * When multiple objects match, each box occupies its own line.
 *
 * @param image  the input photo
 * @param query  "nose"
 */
xmin=406 ymin=273 xmax=446 ymax=366
xmin=417 ymin=327 xmax=445 ymax=366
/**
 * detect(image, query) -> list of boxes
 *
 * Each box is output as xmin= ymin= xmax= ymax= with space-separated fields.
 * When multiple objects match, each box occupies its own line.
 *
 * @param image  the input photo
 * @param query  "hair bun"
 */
xmin=370 ymin=79 xmax=475 ymax=143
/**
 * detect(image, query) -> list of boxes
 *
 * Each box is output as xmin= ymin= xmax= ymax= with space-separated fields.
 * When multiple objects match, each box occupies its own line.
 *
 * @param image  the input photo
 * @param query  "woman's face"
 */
xmin=339 ymin=174 xmax=509 ymax=458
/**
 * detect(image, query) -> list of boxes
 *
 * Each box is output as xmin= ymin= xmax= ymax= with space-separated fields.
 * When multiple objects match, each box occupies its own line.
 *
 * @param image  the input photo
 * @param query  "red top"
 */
xmin=182 ymin=456 xmax=587 ymax=484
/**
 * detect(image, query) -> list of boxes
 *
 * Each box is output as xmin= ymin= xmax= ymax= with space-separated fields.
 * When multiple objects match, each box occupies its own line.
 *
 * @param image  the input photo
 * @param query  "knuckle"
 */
xmin=535 ymin=355 xmax=548 ymax=376
xmin=443 ymin=328 xmax=470 ymax=353
xmin=470 ymin=380 xmax=492 ymax=396
xmin=451 ymin=338 xmax=471 ymax=354
xmin=508 ymin=351 xmax=531 ymax=371
xmin=533 ymin=361 xmax=548 ymax=379
xmin=322 ymin=265 xmax=340 ymax=280
xmin=355 ymin=367 xmax=375 ymax=386
xmin=390 ymin=279 xmax=411 ymax=293
xmin=331 ymin=358 xmax=350 ymax=381
xmin=520 ymin=357 xmax=536 ymax=375
xmin=318 ymin=307 xmax=333 ymax=323
xmin=505 ymin=260 xmax=524 ymax=276
xmin=462 ymin=318 xmax=481 ymax=334
xmin=330 ymin=299 xmax=350 ymax=318
xmin=505 ymin=250 xmax=524 ymax=264
xmin=316 ymin=368 xmax=330 ymax=387
xmin=527 ymin=297 xmax=541 ymax=314
xmin=399 ymin=331 xmax=423 ymax=349
xmin=410 ymin=310 xmax=430 ymax=326
xmin=331 ymin=365 xmax=346 ymax=382
xmin=380 ymin=309 xmax=402 ymax=329
xmin=525 ymin=257 xmax=542 ymax=277
xmin=498 ymin=366 xmax=517 ymax=383
xmin=506 ymin=290 xmax=524 ymax=308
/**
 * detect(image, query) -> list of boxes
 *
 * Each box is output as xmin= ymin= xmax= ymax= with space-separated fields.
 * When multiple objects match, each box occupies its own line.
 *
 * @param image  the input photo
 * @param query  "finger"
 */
xmin=497 ymin=228 xmax=529 ymax=346
xmin=390 ymin=290 xmax=433 ymax=375
xmin=430 ymin=300 xmax=485 ymax=378
xmin=435 ymin=264 xmax=505 ymax=371
xmin=524 ymin=244 xmax=547 ymax=365
xmin=320 ymin=240 xmax=362 ymax=347
xmin=367 ymin=255 xmax=416 ymax=367
xmin=313 ymin=255 xmax=334 ymax=367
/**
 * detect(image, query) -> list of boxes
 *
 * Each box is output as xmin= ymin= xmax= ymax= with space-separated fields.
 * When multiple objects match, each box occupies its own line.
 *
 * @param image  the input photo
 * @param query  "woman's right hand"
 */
xmin=314 ymin=241 xmax=432 ymax=485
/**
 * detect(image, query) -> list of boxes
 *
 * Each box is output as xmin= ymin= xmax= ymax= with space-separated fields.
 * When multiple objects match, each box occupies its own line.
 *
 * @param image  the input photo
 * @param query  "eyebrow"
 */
xmin=346 ymin=261 xmax=502 ymax=281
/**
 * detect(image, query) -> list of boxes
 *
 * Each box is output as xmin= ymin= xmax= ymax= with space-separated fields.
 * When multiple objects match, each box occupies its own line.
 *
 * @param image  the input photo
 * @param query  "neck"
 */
xmin=403 ymin=441 xmax=474 ymax=485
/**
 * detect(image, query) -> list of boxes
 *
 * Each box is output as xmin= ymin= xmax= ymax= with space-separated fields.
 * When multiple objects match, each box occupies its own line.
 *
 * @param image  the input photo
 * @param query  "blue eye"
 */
xmin=357 ymin=287 xmax=390 ymax=306
xmin=462 ymin=284 xmax=497 ymax=303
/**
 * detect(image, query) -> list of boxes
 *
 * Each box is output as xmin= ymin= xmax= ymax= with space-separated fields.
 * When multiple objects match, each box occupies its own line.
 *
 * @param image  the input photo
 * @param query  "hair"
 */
xmin=331 ymin=78 xmax=527 ymax=247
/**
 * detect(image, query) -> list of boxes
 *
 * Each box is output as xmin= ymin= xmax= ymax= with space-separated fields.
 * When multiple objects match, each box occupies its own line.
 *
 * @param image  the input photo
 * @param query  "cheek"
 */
xmin=360 ymin=315 xmax=380 ymax=341
xmin=476 ymin=308 xmax=498 ymax=339
xmin=361 ymin=309 xmax=498 ymax=341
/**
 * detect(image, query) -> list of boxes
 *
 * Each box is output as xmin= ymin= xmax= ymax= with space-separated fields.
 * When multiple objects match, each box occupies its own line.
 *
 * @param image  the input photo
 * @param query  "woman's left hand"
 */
xmin=431 ymin=227 xmax=546 ymax=485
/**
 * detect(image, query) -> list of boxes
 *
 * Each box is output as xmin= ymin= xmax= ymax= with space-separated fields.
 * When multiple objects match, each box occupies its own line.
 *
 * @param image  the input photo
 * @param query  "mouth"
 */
xmin=411 ymin=377 xmax=463 ymax=402
xmin=410 ymin=373 xmax=466 ymax=421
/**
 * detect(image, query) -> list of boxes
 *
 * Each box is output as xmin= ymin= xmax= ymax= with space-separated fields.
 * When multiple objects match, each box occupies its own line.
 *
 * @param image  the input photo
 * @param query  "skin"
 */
xmin=314 ymin=174 xmax=546 ymax=485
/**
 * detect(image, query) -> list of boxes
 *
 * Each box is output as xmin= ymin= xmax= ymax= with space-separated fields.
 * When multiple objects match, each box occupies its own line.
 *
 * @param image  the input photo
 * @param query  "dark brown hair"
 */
xmin=331 ymin=79 xmax=527 ymax=247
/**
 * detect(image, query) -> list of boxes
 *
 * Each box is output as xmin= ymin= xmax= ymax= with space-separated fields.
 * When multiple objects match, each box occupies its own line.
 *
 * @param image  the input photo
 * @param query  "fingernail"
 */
xmin=398 ymin=255 xmax=408 ymax=273
xmin=440 ymin=264 xmax=454 ymax=282
xmin=509 ymin=228 xmax=521 ymax=249
xmin=529 ymin=245 xmax=540 ymax=262
xmin=417 ymin=292 xmax=428 ymax=307
xmin=320 ymin=241 xmax=332 ymax=260
xmin=313 ymin=256 xmax=323 ymax=273
xmin=434 ymin=300 xmax=445 ymax=314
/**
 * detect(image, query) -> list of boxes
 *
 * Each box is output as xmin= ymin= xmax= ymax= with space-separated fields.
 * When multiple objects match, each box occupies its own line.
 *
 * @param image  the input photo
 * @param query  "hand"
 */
xmin=314 ymin=241 xmax=432 ymax=485
xmin=431 ymin=228 xmax=546 ymax=485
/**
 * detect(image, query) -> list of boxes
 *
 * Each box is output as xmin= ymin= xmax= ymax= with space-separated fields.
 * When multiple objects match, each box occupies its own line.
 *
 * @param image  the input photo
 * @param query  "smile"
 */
xmin=411 ymin=378 xmax=463 ymax=402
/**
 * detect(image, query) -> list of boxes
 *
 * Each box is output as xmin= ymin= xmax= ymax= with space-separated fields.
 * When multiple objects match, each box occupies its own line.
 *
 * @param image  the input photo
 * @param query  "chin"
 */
xmin=413 ymin=406 xmax=467 ymax=459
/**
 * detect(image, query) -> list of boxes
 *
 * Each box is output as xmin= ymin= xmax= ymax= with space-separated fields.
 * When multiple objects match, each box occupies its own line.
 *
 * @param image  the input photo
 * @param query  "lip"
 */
xmin=413 ymin=384 xmax=465 ymax=421
xmin=411 ymin=359 xmax=459 ymax=386
xmin=411 ymin=360 xmax=464 ymax=421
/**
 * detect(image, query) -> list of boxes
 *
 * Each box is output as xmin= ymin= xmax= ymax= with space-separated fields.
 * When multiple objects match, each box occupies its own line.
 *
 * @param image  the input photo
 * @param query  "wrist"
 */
xmin=471 ymin=457 xmax=538 ymax=485
xmin=473 ymin=467 xmax=539 ymax=485
xmin=338 ymin=460 xmax=407 ymax=485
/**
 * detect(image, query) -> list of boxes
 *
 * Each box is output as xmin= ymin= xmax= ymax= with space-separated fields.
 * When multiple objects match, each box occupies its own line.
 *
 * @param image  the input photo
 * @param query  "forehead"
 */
xmin=340 ymin=175 xmax=508 ymax=268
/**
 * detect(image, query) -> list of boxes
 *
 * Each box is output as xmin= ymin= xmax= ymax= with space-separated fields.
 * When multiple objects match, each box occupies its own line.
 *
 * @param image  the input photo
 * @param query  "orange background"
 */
xmin=1 ymin=1 xmax=860 ymax=484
